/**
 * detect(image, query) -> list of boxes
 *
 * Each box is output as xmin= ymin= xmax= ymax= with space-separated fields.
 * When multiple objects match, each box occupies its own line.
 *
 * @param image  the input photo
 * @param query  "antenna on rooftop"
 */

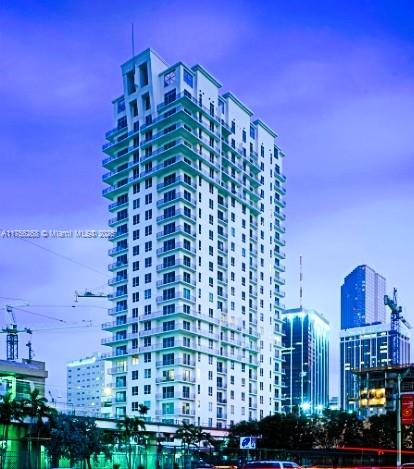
xmin=299 ymin=255 xmax=303 ymax=309
xmin=131 ymin=23 xmax=135 ymax=58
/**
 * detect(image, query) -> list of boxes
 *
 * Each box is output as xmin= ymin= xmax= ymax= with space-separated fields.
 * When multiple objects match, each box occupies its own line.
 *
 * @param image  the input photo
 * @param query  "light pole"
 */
xmin=396 ymin=368 xmax=410 ymax=469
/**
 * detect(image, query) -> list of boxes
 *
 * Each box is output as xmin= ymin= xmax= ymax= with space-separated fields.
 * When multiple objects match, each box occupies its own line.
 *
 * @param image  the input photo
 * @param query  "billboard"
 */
xmin=401 ymin=394 xmax=414 ymax=425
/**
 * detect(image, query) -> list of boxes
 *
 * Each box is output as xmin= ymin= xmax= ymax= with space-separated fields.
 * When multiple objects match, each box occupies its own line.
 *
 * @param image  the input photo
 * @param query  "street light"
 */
xmin=300 ymin=402 xmax=311 ymax=414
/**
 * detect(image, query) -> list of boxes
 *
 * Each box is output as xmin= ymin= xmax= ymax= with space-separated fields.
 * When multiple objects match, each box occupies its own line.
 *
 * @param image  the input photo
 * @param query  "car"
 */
xmin=242 ymin=461 xmax=301 ymax=469
xmin=192 ymin=461 xmax=214 ymax=469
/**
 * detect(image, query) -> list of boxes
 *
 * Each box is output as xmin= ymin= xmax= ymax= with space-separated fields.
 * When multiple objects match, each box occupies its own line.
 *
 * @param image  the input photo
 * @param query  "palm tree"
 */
xmin=175 ymin=422 xmax=199 ymax=467
xmin=116 ymin=416 xmax=146 ymax=469
xmin=138 ymin=404 xmax=149 ymax=420
xmin=23 ymin=389 xmax=53 ymax=469
xmin=193 ymin=426 xmax=212 ymax=453
xmin=0 ymin=392 xmax=24 ymax=469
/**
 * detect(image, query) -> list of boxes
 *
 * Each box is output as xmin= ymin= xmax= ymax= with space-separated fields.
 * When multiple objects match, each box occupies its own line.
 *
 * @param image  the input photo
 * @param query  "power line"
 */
xmin=11 ymin=306 xmax=67 ymax=323
xmin=0 ymin=300 xmax=108 ymax=310
xmin=29 ymin=304 xmax=108 ymax=310
xmin=0 ymin=296 xmax=27 ymax=302
xmin=19 ymin=238 xmax=109 ymax=278
xmin=32 ymin=322 xmax=100 ymax=333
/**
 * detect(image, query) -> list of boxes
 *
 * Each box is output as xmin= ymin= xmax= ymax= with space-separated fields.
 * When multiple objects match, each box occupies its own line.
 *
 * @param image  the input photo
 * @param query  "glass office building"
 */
xmin=282 ymin=308 xmax=329 ymax=414
xmin=341 ymin=265 xmax=386 ymax=330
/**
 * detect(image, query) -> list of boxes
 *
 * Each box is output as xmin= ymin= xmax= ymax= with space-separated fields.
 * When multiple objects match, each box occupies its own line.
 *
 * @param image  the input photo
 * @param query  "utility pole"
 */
xmin=397 ymin=372 xmax=402 ymax=468
xmin=396 ymin=368 xmax=410 ymax=468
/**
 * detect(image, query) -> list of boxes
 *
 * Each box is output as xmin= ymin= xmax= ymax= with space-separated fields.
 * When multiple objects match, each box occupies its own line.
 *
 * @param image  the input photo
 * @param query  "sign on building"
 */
xmin=401 ymin=394 xmax=414 ymax=425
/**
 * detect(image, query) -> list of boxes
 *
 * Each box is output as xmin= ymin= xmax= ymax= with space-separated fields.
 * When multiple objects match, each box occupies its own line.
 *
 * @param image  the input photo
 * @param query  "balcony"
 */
xmin=103 ymin=174 xmax=139 ymax=198
xmin=156 ymin=225 xmax=196 ymax=240
xmin=102 ymin=142 xmax=139 ymax=168
xmin=156 ymin=292 xmax=196 ymax=304
xmin=110 ymin=230 xmax=128 ymax=242
xmin=157 ymin=192 xmax=196 ymax=208
xmin=155 ymin=358 xmax=196 ymax=368
xmin=102 ymin=316 xmax=138 ymax=330
xmin=108 ymin=245 xmax=128 ymax=256
xmin=108 ymin=276 xmax=127 ymax=286
xmin=102 ymin=159 xmax=140 ymax=184
xmin=156 ymin=208 xmax=196 ymax=224
xmin=155 ymin=409 xmax=196 ymax=417
xmin=156 ymin=242 xmax=196 ymax=256
xmin=102 ymin=348 xmax=136 ymax=359
xmin=105 ymin=125 xmax=127 ymax=139
xmin=156 ymin=392 xmax=196 ymax=400
xmin=156 ymin=176 xmax=197 ymax=191
xmin=140 ymin=325 xmax=219 ymax=341
xmin=274 ymin=263 xmax=286 ymax=273
xmin=101 ymin=332 xmax=138 ymax=345
xmin=138 ymin=307 xmax=195 ymax=321
xmin=155 ymin=375 xmax=196 ymax=384
xmin=108 ymin=260 xmax=128 ymax=272
xmin=108 ymin=365 xmax=128 ymax=375
xmin=108 ymin=305 xmax=128 ymax=316
xmin=275 ymin=172 xmax=287 ymax=183
xmin=108 ymin=216 xmax=128 ymax=228
xmin=102 ymin=127 xmax=139 ymax=153
xmin=156 ymin=276 xmax=196 ymax=287
xmin=156 ymin=259 xmax=196 ymax=272
xmin=111 ymin=290 xmax=128 ymax=301
xmin=109 ymin=199 xmax=129 ymax=212
xmin=274 ymin=276 xmax=286 ymax=286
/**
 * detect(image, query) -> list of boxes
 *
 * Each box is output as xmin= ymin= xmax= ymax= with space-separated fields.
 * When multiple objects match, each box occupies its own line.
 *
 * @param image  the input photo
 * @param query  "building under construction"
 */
xmin=352 ymin=363 xmax=414 ymax=417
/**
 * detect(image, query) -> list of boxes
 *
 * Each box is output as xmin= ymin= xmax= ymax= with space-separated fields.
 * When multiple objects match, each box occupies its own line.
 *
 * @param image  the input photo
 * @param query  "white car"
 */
xmin=243 ymin=461 xmax=301 ymax=469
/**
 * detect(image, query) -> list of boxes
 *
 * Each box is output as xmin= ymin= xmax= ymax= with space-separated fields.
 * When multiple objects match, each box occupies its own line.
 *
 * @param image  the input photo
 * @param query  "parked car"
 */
xmin=242 ymin=461 xmax=301 ymax=469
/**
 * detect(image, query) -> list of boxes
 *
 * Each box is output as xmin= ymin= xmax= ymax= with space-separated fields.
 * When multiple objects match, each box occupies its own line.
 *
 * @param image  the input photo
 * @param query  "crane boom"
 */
xmin=384 ymin=288 xmax=410 ymax=366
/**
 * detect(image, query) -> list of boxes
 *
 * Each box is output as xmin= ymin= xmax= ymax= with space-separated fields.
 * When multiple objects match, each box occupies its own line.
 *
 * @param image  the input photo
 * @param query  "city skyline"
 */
xmin=1 ymin=0 xmax=414 ymax=403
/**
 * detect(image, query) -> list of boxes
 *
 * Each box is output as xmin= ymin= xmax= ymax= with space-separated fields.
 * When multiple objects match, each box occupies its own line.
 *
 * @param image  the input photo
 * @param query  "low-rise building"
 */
xmin=0 ymin=359 xmax=48 ymax=399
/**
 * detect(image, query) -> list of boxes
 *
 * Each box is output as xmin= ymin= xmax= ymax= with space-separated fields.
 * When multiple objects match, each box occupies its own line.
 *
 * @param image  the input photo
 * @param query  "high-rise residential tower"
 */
xmin=101 ymin=49 xmax=286 ymax=427
xmin=282 ymin=308 xmax=329 ymax=414
xmin=341 ymin=265 xmax=386 ymax=330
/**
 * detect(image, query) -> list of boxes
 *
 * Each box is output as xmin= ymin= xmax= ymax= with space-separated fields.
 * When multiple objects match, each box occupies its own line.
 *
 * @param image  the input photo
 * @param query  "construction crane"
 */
xmin=74 ymin=289 xmax=111 ymax=302
xmin=1 ymin=305 xmax=32 ymax=361
xmin=384 ymin=288 xmax=412 ymax=366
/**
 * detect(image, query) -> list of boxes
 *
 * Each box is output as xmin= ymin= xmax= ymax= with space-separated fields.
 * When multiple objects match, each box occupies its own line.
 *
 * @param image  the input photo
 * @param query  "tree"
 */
xmin=46 ymin=414 xmax=109 ymax=469
xmin=116 ymin=416 xmax=146 ymax=469
xmin=364 ymin=412 xmax=396 ymax=449
xmin=138 ymin=404 xmax=149 ymax=418
xmin=175 ymin=422 xmax=198 ymax=451
xmin=23 ymin=389 xmax=55 ymax=469
xmin=0 ymin=393 xmax=24 ymax=469
xmin=193 ymin=426 xmax=213 ymax=451
xmin=258 ymin=413 xmax=315 ymax=450
xmin=227 ymin=420 xmax=260 ymax=451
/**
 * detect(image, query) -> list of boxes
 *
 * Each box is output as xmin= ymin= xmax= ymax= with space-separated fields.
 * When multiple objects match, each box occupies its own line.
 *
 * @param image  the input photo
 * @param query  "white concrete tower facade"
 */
xmin=101 ymin=49 xmax=286 ymax=428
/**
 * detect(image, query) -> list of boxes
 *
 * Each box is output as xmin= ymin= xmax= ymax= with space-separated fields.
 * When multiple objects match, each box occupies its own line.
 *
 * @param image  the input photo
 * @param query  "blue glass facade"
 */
xmin=341 ymin=265 xmax=386 ymax=329
xmin=282 ymin=308 xmax=329 ymax=414
xmin=340 ymin=323 xmax=410 ymax=411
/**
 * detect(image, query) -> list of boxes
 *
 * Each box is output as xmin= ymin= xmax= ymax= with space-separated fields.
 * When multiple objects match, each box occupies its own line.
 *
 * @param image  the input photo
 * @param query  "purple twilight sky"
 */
xmin=1 ymin=0 xmax=414 ymax=401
